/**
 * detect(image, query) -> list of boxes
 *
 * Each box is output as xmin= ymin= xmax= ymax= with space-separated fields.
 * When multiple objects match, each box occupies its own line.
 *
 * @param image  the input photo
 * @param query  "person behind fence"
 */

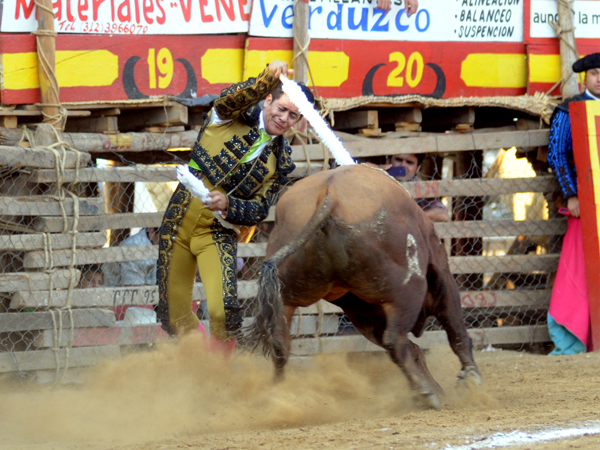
xmin=546 ymin=53 xmax=600 ymax=355
xmin=156 ymin=60 xmax=313 ymax=356
xmin=381 ymin=153 xmax=449 ymax=222
xmin=102 ymin=227 xmax=160 ymax=322
xmin=77 ymin=264 xmax=103 ymax=289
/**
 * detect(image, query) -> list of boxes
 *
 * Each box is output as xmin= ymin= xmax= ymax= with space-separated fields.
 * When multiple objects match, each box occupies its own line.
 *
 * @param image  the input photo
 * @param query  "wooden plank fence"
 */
xmin=0 ymin=126 xmax=560 ymax=379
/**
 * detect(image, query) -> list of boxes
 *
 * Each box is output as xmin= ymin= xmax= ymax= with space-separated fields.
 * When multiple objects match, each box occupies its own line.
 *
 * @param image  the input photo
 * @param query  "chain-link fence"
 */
xmin=0 ymin=105 xmax=560 ymax=382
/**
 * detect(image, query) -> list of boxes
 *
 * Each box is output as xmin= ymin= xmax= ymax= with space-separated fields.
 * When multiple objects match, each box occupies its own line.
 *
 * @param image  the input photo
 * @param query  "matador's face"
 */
xmin=262 ymin=93 xmax=302 ymax=136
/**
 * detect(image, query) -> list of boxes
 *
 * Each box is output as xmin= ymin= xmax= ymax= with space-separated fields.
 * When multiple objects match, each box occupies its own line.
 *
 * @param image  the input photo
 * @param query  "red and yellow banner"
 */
xmin=570 ymin=100 xmax=600 ymax=350
xmin=246 ymin=38 xmax=528 ymax=99
xmin=0 ymin=33 xmax=246 ymax=104
xmin=527 ymin=44 xmax=600 ymax=96
xmin=4 ymin=31 xmax=600 ymax=104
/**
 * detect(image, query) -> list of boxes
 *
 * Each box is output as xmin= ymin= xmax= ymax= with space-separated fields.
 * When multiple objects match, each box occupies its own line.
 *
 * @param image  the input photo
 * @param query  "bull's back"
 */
xmin=269 ymin=164 xmax=428 ymax=256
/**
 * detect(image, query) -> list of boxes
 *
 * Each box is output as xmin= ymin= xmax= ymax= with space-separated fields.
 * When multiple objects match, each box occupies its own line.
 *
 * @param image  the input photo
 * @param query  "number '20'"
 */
xmin=387 ymin=52 xmax=424 ymax=88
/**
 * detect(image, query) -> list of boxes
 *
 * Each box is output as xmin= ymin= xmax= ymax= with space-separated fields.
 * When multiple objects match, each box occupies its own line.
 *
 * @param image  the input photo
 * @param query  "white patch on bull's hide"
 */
xmin=403 ymin=234 xmax=422 ymax=284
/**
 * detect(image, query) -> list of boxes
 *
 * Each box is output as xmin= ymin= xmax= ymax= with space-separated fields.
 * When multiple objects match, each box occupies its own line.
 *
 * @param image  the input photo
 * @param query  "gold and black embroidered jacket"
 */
xmin=189 ymin=67 xmax=296 ymax=226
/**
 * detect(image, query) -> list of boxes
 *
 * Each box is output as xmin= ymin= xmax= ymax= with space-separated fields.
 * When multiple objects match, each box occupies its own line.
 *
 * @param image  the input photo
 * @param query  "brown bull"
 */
xmin=245 ymin=164 xmax=481 ymax=409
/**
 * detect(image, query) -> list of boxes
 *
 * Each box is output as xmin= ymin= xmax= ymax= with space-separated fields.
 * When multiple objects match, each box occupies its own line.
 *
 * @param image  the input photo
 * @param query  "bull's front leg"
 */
xmin=274 ymin=304 xmax=296 ymax=381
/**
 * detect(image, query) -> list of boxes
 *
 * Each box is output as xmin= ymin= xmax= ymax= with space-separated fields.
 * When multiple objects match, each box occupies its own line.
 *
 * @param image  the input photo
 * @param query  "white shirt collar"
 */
xmin=259 ymin=111 xmax=274 ymax=138
xmin=585 ymin=89 xmax=600 ymax=101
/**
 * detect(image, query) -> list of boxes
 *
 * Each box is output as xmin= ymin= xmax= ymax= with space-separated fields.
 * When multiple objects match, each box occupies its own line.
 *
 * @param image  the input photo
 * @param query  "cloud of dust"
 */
xmin=0 ymin=337 xmax=496 ymax=447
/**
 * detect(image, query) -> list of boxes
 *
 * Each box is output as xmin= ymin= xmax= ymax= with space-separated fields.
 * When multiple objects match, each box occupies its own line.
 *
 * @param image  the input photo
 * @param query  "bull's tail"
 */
xmin=245 ymin=195 xmax=335 ymax=359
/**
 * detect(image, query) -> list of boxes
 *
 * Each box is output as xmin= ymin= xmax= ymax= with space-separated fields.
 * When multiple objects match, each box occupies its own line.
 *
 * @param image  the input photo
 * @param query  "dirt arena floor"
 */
xmin=0 ymin=334 xmax=599 ymax=450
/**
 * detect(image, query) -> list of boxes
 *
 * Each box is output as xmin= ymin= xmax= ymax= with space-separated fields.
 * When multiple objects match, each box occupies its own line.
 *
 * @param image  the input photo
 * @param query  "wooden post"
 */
xmin=569 ymin=101 xmax=600 ymax=350
xmin=553 ymin=0 xmax=580 ymax=98
xmin=35 ymin=0 xmax=64 ymax=132
xmin=290 ymin=0 xmax=310 ymax=146
xmin=292 ymin=0 xmax=310 ymax=85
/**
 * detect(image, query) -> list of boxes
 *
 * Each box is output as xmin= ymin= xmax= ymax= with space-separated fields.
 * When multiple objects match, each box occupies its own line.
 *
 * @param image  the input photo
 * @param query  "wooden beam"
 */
xmin=412 ymin=325 xmax=550 ymax=350
xmin=0 ymin=116 xmax=18 ymax=128
xmin=449 ymin=254 xmax=559 ymax=274
xmin=11 ymin=285 xmax=161 ymax=309
xmin=0 ymin=232 xmax=106 ymax=251
xmin=379 ymin=108 xmax=423 ymax=125
xmin=401 ymin=175 xmax=558 ymax=198
xmin=332 ymin=110 xmax=379 ymax=130
xmin=32 ymin=324 xmax=168 ymax=348
xmin=33 ymin=212 xmax=165 ymax=233
xmin=118 ymin=103 xmax=188 ymax=129
xmin=64 ymin=116 xmax=118 ymax=133
xmin=32 ymin=317 xmax=337 ymax=347
xmin=0 ymin=270 xmax=81 ymax=293
xmin=0 ymin=309 xmax=115 ymax=332
xmin=294 ymin=290 xmax=550 ymax=314
xmin=458 ymin=289 xmax=550 ymax=309
xmin=290 ymin=325 xmax=550 ymax=355
xmin=347 ymin=129 xmax=550 ymax=157
xmin=0 ymin=196 xmax=103 ymax=216
xmin=0 ymin=128 xmax=549 ymax=158
xmin=12 ymin=106 xmax=90 ymax=117
xmin=22 ymin=243 xmax=267 ymax=269
xmin=10 ymin=279 xmax=258 ymax=309
xmin=32 ymin=166 xmax=177 ymax=183
xmin=22 ymin=244 xmax=557 ymax=273
xmin=32 ymin=162 xmax=326 ymax=183
xmin=0 ymin=346 xmax=121 ymax=373
xmin=288 ymin=129 xmax=550 ymax=162
xmin=0 ymin=146 xmax=91 ymax=169
xmin=434 ymin=219 xmax=567 ymax=239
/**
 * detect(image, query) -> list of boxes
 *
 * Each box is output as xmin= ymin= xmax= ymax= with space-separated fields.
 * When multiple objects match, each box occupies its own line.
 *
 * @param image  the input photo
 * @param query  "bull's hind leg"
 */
xmin=334 ymin=293 xmax=443 ymax=408
xmin=384 ymin=330 xmax=442 ymax=410
xmin=273 ymin=304 xmax=296 ymax=381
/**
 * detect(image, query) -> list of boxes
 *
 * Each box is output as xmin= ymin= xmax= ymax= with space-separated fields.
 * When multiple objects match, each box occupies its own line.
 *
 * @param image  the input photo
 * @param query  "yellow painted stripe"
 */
xmin=3 ymin=50 xmax=119 ymax=90
xmin=244 ymin=50 xmax=350 ymax=87
xmin=528 ymin=54 xmax=561 ymax=84
xmin=460 ymin=53 xmax=527 ymax=88
xmin=585 ymin=101 xmax=600 ymax=262
xmin=201 ymin=48 xmax=245 ymax=84
xmin=529 ymin=53 xmax=587 ymax=84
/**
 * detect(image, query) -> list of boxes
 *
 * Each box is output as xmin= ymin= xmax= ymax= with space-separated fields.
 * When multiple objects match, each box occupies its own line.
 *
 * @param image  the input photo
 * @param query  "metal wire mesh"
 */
xmin=0 ymin=115 xmax=561 ymax=382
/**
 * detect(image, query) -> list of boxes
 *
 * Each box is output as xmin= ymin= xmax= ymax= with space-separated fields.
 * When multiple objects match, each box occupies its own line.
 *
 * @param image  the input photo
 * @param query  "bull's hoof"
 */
xmin=414 ymin=391 xmax=441 ymax=411
xmin=457 ymin=366 xmax=482 ymax=389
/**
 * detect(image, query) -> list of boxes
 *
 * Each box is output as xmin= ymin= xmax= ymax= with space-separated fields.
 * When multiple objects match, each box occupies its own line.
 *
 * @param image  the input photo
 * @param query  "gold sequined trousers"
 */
xmin=156 ymin=184 xmax=241 ymax=341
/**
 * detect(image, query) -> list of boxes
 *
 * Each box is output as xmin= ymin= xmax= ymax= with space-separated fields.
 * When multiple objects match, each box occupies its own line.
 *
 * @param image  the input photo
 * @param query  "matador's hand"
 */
xmin=205 ymin=191 xmax=229 ymax=213
xmin=567 ymin=196 xmax=580 ymax=218
xmin=268 ymin=60 xmax=293 ymax=78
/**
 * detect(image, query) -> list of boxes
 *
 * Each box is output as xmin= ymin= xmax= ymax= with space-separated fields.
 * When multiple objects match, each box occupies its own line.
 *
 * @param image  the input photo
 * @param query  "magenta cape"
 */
xmin=548 ymin=216 xmax=592 ymax=351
